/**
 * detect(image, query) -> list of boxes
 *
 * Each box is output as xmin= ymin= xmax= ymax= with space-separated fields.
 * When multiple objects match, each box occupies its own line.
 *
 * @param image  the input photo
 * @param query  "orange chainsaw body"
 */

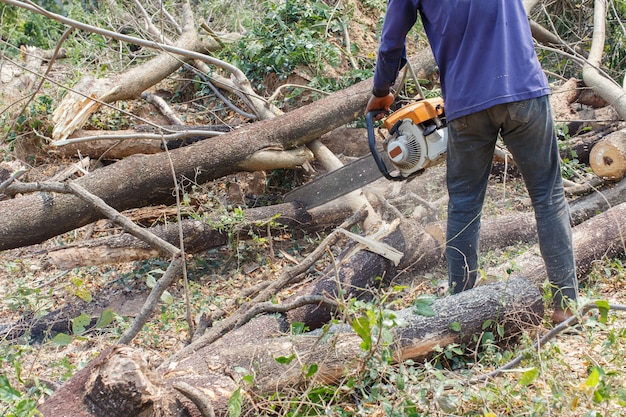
xmin=383 ymin=97 xmax=445 ymax=131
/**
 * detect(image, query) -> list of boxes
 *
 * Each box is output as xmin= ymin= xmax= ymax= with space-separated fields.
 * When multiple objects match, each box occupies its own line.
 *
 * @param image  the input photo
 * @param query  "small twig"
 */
xmin=141 ymin=92 xmax=184 ymax=125
xmin=563 ymin=176 xmax=605 ymax=197
xmin=235 ymin=295 xmax=339 ymax=328
xmin=0 ymin=169 xmax=26 ymax=194
xmin=162 ymin=137 xmax=195 ymax=340
xmin=119 ymin=255 xmax=183 ymax=344
xmin=267 ymin=83 xmax=330 ymax=104
xmin=340 ymin=19 xmax=359 ymax=70
xmin=172 ymin=381 xmax=216 ymax=417
xmin=199 ymin=21 xmax=226 ymax=49
xmin=185 ymin=66 xmax=258 ymax=120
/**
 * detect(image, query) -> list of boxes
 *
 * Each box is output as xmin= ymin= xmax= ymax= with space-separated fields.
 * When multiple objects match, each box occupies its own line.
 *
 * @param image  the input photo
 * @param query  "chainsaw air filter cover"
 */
xmin=386 ymin=119 xmax=426 ymax=173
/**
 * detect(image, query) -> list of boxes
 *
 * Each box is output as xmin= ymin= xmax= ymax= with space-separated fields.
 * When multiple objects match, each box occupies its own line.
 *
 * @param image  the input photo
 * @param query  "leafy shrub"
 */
xmin=227 ymin=1 xmax=346 ymax=90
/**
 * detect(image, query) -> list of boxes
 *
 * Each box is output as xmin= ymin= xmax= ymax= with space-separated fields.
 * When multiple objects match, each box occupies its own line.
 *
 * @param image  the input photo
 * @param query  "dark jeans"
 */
xmin=445 ymin=95 xmax=578 ymax=308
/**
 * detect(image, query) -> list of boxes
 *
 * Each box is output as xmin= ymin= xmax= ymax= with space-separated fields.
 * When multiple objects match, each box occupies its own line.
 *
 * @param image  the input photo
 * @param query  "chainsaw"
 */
xmin=284 ymin=97 xmax=448 ymax=209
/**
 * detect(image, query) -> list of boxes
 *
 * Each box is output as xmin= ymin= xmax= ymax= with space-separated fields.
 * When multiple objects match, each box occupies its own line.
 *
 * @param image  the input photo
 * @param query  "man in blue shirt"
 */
xmin=365 ymin=0 xmax=578 ymax=324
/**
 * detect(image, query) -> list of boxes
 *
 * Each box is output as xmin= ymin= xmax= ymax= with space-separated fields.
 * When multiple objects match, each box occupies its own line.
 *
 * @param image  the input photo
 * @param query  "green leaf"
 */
xmin=146 ymin=274 xmax=157 ymax=288
xmin=227 ymin=387 xmax=242 ymax=417
xmin=305 ymin=363 xmax=318 ymax=378
xmin=275 ymin=354 xmax=296 ymax=365
xmin=595 ymin=299 xmax=610 ymax=324
xmin=449 ymin=321 xmax=461 ymax=332
xmin=72 ymin=313 xmax=92 ymax=334
xmin=0 ymin=374 xmax=22 ymax=402
xmin=71 ymin=277 xmax=92 ymax=302
xmin=413 ymin=296 xmax=436 ymax=317
xmin=351 ymin=316 xmax=372 ymax=351
xmin=52 ymin=333 xmax=74 ymax=346
xmin=160 ymin=290 xmax=174 ymax=305
xmin=290 ymin=322 xmax=307 ymax=335
xmin=586 ymin=367 xmax=601 ymax=388
xmin=519 ymin=367 xmax=540 ymax=386
xmin=95 ymin=308 xmax=114 ymax=329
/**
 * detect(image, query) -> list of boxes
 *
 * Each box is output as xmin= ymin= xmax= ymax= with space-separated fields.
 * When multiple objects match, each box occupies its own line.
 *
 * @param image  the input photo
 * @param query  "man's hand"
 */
xmin=364 ymin=93 xmax=394 ymax=120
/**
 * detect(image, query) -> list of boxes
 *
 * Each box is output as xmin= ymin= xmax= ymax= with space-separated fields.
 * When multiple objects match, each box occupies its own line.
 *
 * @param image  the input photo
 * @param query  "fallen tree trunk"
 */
xmin=44 ymin=202 xmax=352 ymax=269
xmin=42 ymin=174 xmax=626 ymax=270
xmin=589 ymin=129 xmax=626 ymax=181
xmin=40 ymin=276 xmax=543 ymax=417
xmin=488 ymin=201 xmax=626 ymax=284
xmin=0 ymin=78 xmax=370 ymax=250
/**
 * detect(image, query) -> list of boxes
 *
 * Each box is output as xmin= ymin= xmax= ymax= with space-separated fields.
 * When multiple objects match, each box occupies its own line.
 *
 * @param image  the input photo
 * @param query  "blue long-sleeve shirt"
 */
xmin=373 ymin=0 xmax=551 ymax=121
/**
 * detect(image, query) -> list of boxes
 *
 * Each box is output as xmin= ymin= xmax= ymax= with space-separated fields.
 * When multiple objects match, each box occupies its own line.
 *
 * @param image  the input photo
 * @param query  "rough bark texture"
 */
xmin=40 ymin=277 xmax=543 ymax=417
xmin=51 ymin=125 xmax=232 ymax=160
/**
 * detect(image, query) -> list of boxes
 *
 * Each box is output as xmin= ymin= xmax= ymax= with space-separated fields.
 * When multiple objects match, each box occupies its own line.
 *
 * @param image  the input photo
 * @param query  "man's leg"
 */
xmin=500 ymin=96 xmax=578 ymax=316
xmin=445 ymin=112 xmax=499 ymax=293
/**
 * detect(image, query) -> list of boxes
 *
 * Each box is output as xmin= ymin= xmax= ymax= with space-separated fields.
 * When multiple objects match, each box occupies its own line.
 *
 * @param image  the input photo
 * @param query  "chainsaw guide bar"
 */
xmin=283 ymin=153 xmax=386 ymax=209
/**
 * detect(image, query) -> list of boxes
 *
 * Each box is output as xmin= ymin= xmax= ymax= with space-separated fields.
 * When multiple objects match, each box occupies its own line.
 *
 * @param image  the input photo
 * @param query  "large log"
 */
xmin=40 ymin=170 xmax=626 ymax=270
xmin=43 ymin=202 xmax=350 ymax=270
xmin=0 ymin=79 xmax=369 ymax=251
xmin=40 ymin=277 xmax=543 ymax=417
xmin=488 ymin=201 xmax=626 ymax=284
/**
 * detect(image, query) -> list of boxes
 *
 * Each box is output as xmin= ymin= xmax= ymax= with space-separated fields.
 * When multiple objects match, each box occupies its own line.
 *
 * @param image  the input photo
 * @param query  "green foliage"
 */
xmin=52 ymin=308 xmax=116 ymax=346
xmin=228 ymin=387 xmax=243 ymax=417
xmin=0 ymin=3 xmax=64 ymax=50
xmin=226 ymin=1 xmax=348 ymax=91
xmin=605 ymin=0 xmax=626 ymax=78
xmin=0 ymin=345 xmax=49 ymax=417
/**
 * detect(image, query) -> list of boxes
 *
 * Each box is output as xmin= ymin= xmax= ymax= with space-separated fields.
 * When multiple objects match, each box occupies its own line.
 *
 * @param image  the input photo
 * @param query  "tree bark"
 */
xmin=49 ymin=125 xmax=230 ymax=160
xmin=42 ymin=172 xmax=626 ymax=271
xmin=589 ymin=129 xmax=626 ymax=181
xmin=40 ymin=277 xmax=543 ymax=417
xmin=488 ymin=201 xmax=626 ymax=285
xmin=0 ymin=75 xmax=375 ymax=251
xmin=44 ymin=202 xmax=353 ymax=269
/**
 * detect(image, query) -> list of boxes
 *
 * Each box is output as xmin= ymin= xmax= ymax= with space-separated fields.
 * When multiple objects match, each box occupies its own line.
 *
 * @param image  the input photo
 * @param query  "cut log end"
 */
xmin=589 ymin=130 xmax=626 ymax=181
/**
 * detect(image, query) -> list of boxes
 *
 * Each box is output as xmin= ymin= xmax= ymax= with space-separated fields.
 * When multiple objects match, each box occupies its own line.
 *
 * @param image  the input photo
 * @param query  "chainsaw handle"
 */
xmin=366 ymin=110 xmax=404 ymax=181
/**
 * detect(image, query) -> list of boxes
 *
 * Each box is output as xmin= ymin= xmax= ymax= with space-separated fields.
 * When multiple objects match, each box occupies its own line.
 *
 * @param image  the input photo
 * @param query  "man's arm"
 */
xmin=372 ymin=0 xmax=420 ymax=97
